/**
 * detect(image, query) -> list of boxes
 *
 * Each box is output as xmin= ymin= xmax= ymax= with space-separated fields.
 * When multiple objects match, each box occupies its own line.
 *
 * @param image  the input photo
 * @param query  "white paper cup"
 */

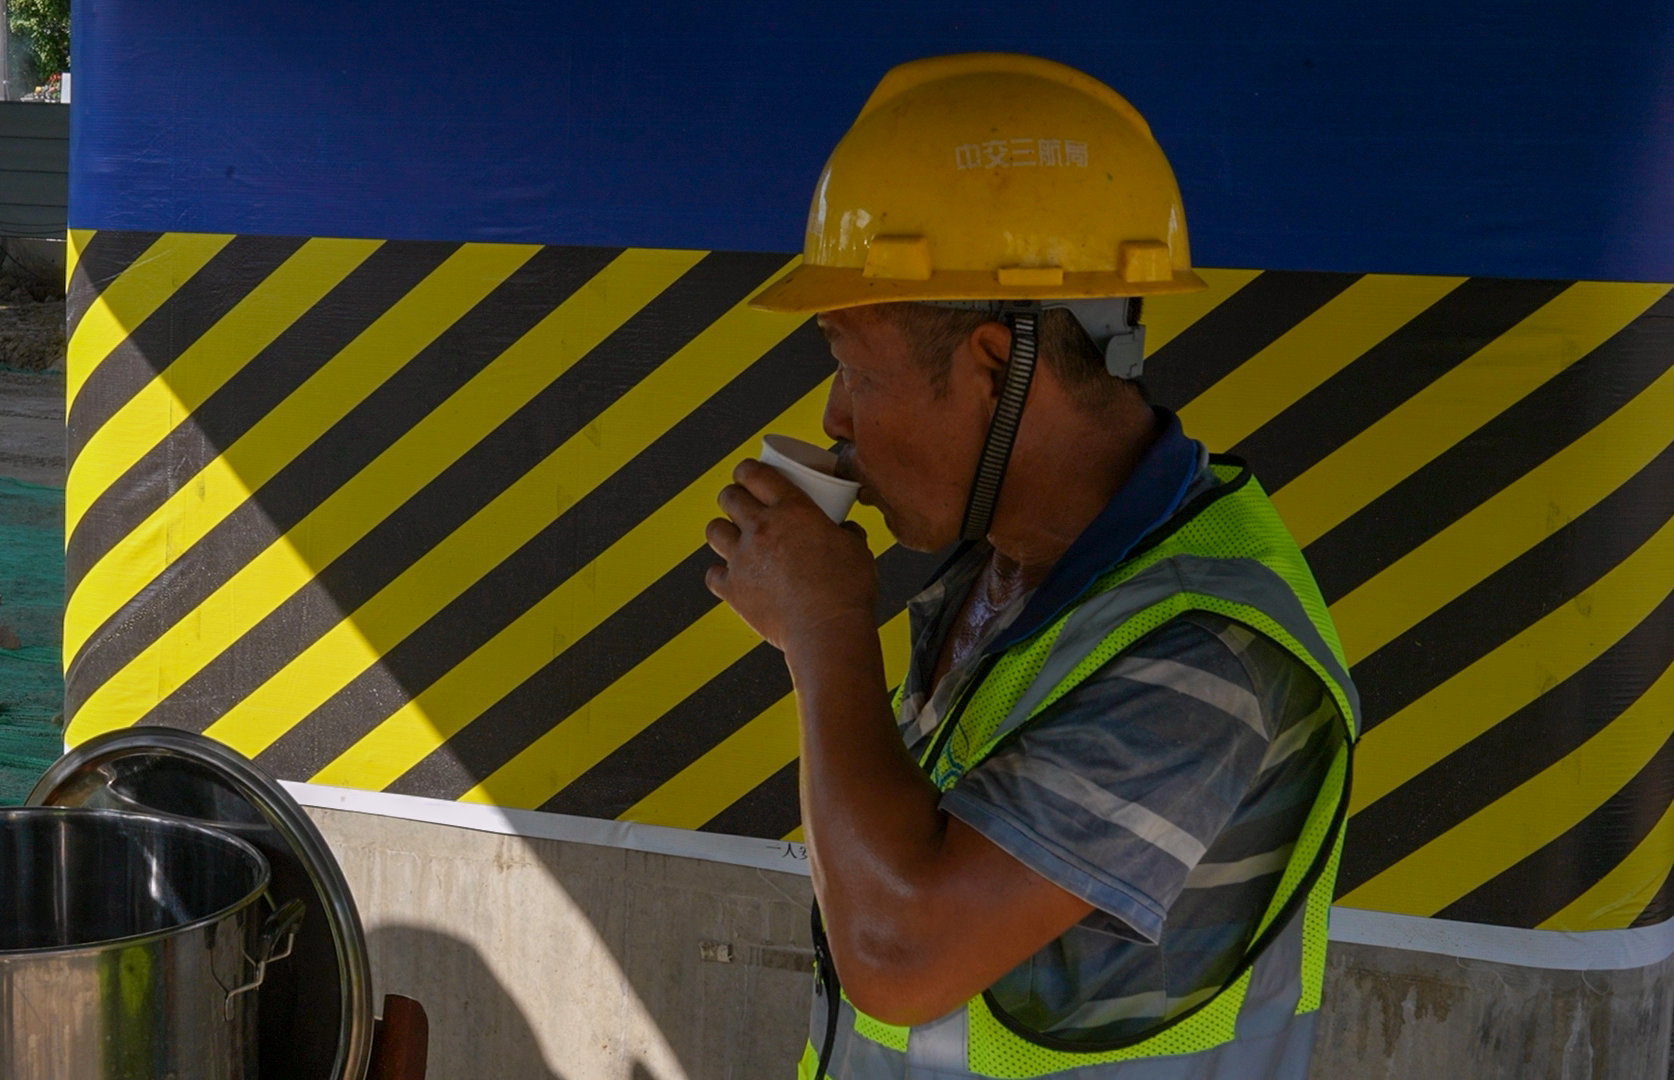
xmin=759 ymin=435 xmax=861 ymax=523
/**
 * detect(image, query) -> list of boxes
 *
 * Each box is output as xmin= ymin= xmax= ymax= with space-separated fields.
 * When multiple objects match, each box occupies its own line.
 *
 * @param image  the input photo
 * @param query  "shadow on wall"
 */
xmin=366 ymin=923 xmax=570 ymax=1080
xmin=321 ymin=809 xmax=817 ymax=1080
xmin=515 ymin=830 xmax=818 ymax=1080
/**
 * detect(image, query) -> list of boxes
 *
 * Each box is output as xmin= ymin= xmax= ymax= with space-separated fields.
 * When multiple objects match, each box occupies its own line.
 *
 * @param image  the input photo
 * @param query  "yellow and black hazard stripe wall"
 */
xmin=62 ymin=230 xmax=1674 ymax=936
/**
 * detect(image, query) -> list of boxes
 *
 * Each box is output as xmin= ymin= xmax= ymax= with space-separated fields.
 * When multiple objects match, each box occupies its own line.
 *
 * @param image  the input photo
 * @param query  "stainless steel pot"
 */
xmin=0 ymin=807 xmax=303 ymax=1080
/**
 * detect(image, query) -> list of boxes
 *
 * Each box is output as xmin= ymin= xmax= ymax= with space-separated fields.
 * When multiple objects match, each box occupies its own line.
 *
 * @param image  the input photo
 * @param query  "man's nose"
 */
xmin=822 ymin=377 xmax=853 ymax=444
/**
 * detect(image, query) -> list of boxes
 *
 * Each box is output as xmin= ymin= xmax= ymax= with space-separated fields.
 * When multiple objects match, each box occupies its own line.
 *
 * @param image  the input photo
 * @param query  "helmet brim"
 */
xmin=749 ymin=265 xmax=1207 ymax=314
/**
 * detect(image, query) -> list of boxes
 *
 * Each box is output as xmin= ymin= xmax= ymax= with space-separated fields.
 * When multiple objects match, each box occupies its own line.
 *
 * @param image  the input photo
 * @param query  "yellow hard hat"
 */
xmin=752 ymin=53 xmax=1206 ymax=313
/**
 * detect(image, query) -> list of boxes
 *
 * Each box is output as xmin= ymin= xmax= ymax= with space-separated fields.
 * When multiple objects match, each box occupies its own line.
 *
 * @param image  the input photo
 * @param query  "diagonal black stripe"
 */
xmin=1234 ymin=278 xmax=1573 ymax=493
xmin=1347 ymin=440 xmax=1674 ymax=734
xmin=65 ymin=240 xmax=460 ymax=594
xmin=1305 ymin=293 xmax=1674 ymax=606
xmin=1337 ymin=586 xmax=1674 ymax=897
xmin=385 ymin=548 xmax=721 ymax=798
xmin=66 ymin=234 xmax=309 ymax=466
xmin=1435 ymin=701 xmax=1674 ymax=928
xmin=1144 ymin=271 xmax=1361 ymax=411
xmin=536 ymin=544 xmax=939 ymax=819
xmin=66 ymin=229 xmax=164 ymax=340
xmin=64 ymin=245 xmax=622 ymax=718
xmin=537 ymin=641 xmax=790 ymax=819
xmin=257 ymin=314 xmax=835 ymax=785
xmin=233 ymin=251 xmax=792 ymax=779
xmin=699 ymin=761 xmax=801 ymax=839
xmin=1633 ymin=858 xmax=1674 ymax=928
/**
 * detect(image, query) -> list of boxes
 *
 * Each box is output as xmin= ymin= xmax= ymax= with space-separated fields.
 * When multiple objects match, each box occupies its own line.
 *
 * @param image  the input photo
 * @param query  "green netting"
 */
xmin=0 ymin=476 xmax=63 ymax=804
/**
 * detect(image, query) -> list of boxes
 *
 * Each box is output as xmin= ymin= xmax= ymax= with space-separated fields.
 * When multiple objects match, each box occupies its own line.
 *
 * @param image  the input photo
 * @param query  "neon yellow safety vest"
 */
xmin=800 ymin=459 xmax=1359 ymax=1080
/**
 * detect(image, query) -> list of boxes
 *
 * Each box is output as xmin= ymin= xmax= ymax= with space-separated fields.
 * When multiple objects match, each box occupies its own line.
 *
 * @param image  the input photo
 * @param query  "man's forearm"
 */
xmin=785 ymin=612 xmax=950 ymax=971
xmin=784 ymin=614 xmax=1093 ymax=1024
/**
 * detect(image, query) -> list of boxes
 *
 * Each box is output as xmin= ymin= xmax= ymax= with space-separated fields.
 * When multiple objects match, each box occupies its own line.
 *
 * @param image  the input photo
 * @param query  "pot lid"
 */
xmin=28 ymin=727 xmax=374 ymax=1080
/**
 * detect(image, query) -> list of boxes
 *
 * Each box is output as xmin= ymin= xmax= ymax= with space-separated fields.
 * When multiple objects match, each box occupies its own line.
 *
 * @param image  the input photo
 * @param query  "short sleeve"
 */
xmin=939 ymin=613 xmax=1278 ymax=944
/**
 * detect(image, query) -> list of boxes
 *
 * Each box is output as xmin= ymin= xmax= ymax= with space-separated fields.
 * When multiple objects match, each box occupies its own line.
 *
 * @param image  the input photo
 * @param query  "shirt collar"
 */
xmin=988 ymin=407 xmax=1204 ymax=653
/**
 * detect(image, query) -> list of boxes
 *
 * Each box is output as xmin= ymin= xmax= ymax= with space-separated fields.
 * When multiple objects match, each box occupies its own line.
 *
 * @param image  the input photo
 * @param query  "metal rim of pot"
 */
xmin=0 ymin=805 xmax=276 ymax=958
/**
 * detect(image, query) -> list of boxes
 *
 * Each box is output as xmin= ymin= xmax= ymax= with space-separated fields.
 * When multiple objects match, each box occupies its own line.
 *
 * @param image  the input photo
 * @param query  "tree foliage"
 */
xmin=9 ymin=0 xmax=70 ymax=79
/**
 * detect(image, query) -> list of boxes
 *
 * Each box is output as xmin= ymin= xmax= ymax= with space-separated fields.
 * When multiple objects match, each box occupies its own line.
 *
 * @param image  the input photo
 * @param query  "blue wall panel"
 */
xmin=72 ymin=1 xmax=1674 ymax=281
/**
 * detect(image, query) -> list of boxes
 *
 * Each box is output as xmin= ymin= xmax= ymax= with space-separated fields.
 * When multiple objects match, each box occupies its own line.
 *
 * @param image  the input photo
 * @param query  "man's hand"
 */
xmin=705 ymin=458 xmax=878 ymax=652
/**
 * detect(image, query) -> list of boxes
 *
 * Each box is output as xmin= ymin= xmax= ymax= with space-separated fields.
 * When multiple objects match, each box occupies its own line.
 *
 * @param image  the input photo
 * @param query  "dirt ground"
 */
xmin=0 ymin=367 xmax=64 ymax=487
xmin=0 ymin=268 xmax=66 ymax=373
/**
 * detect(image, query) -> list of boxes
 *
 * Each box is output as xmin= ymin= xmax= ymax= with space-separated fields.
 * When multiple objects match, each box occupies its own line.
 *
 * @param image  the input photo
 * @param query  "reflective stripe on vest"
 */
xmin=801 ymin=460 xmax=1359 ymax=1080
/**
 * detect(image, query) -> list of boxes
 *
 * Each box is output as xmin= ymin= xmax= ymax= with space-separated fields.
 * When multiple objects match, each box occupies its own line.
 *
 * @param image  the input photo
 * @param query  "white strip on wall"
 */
xmin=284 ymin=780 xmax=1674 ymax=973
xmin=283 ymin=780 xmax=817 ymax=876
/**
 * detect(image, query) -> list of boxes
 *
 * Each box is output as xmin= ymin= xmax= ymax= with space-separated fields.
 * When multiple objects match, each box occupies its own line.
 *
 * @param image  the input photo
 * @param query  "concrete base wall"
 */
xmin=305 ymin=806 xmax=1671 ymax=1080
xmin=1313 ymin=941 xmax=1673 ymax=1080
xmin=307 ymin=806 xmax=815 ymax=1080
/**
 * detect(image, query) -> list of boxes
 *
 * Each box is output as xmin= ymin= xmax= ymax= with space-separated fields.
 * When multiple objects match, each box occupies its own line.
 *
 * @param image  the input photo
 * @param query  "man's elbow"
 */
xmin=836 ymin=948 xmax=970 ymax=1028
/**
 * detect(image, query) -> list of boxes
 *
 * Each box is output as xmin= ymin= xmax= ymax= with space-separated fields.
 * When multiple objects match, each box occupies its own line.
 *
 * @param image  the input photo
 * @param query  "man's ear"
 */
xmin=966 ymin=320 xmax=1013 ymax=400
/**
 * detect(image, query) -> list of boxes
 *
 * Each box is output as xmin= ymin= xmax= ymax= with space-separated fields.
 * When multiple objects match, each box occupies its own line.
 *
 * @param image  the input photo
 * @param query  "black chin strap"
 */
xmin=959 ymin=305 xmax=1040 ymax=542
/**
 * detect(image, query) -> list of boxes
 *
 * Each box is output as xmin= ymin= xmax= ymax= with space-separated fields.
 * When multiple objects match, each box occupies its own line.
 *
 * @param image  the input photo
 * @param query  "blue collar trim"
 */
xmin=988 ymin=408 xmax=1203 ymax=653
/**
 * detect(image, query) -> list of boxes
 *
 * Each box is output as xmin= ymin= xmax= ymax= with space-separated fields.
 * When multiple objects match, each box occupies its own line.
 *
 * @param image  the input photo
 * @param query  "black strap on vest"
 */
xmin=959 ymin=306 xmax=1039 ymax=542
xmin=810 ymin=900 xmax=841 ymax=1080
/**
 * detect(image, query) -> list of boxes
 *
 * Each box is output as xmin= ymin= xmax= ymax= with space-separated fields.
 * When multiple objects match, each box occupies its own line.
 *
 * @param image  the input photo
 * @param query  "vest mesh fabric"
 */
xmin=812 ymin=461 xmax=1357 ymax=1079
xmin=855 ymin=1013 xmax=909 ymax=1052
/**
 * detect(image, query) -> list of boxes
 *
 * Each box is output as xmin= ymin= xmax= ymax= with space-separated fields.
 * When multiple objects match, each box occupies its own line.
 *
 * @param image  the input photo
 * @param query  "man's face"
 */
xmin=817 ymin=307 xmax=990 ymax=552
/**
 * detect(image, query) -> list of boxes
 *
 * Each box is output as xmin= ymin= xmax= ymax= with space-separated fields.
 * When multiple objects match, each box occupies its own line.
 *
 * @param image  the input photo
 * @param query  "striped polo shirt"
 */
xmin=897 ymin=414 xmax=1344 ymax=1046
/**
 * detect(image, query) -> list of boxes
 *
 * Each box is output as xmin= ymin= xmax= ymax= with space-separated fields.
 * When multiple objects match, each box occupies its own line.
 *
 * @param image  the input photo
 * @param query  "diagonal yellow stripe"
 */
xmin=640 ymin=695 xmax=799 ymax=829
xmin=1350 ymin=512 xmax=1674 ymax=814
xmin=458 ymin=604 xmax=773 ymax=809
xmin=1178 ymin=275 xmax=1465 ymax=453
xmin=452 ymin=518 xmax=895 ymax=816
xmin=1140 ymin=268 xmax=1262 ymax=357
xmin=66 ymin=232 xmax=234 ymax=413
xmin=1331 ymin=360 xmax=1674 ymax=666
xmin=63 ymin=242 xmax=542 ymax=669
xmin=1541 ymin=792 xmax=1674 ymax=932
xmin=314 ymin=374 xmax=835 ymax=796
xmin=350 ymin=380 xmax=826 ymax=803
xmin=66 ymin=228 xmax=93 ymax=291
xmin=1337 ymin=659 xmax=1674 ymax=917
xmin=66 ymin=247 xmax=690 ymax=746
xmin=208 ymin=256 xmax=787 ymax=758
xmin=65 ymin=238 xmax=383 ymax=539
xmin=620 ymin=612 xmax=914 ymax=831
xmin=1271 ymin=282 xmax=1671 ymax=547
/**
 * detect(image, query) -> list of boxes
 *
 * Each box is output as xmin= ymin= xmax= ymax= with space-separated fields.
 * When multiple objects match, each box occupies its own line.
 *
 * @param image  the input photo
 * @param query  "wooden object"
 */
xmin=368 ymin=993 xmax=429 ymax=1080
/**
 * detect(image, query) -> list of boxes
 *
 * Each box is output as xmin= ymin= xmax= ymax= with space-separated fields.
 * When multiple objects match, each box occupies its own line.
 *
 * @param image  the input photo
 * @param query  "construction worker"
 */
xmin=705 ymin=54 xmax=1358 ymax=1079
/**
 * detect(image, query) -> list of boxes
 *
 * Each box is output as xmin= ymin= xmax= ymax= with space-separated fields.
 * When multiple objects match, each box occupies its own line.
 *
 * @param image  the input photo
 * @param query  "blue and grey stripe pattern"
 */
xmin=909 ymin=589 xmax=1341 ymax=1044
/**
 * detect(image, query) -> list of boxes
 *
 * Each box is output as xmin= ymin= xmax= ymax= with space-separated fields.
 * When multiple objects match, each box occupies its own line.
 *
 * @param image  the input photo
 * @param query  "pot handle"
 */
xmin=224 ymin=898 xmax=307 ymax=1019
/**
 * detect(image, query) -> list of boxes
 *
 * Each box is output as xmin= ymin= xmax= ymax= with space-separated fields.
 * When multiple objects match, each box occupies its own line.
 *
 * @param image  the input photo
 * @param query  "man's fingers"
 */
xmin=717 ymin=482 xmax=767 ymax=524
xmin=734 ymin=457 xmax=801 ymax=505
xmin=703 ymin=561 xmax=728 ymax=599
xmin=840 ymin=520 xmax=868 ymax=543
xmin=705 ymin=516 xmax=741 ymax=558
